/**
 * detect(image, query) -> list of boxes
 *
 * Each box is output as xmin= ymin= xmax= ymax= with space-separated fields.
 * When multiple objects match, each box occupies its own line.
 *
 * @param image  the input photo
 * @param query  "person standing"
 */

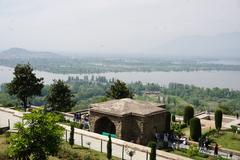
xmin=214 ymin=143 xmax=219 ymax=156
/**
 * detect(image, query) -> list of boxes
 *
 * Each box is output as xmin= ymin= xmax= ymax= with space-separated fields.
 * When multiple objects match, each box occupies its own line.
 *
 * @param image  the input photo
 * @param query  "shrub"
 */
xmin=190 ymin=117 xmax=201 ymax=141
xmin=183 ymin=106 xmax=194 ymax=125
xmin=187 ymin=145 xmax=198 ymax=157
xmin=57 ymin=146 xmax=80 ymax=159
xmin=107 ymin=135 xmax=112 ymax=160
xmin=231 ymin=125 xmax=238 ymax=134
xmin=69 ymin=123 xmax=74 ymax=147
xmin=148 ymin=141 xmax=157 ymax=160
xmin=215 ymin=110 xmax=223 ymax=131
xmin=180 ymin=123 xmax=187 ymax=129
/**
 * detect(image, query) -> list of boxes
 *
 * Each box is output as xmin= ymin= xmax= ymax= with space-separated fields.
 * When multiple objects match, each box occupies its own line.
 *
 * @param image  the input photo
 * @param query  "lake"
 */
xmin=0 ymin=65 xmax=240 ymax=90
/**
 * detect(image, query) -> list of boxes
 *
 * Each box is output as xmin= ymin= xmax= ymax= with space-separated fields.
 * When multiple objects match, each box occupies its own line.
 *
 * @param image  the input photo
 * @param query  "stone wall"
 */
xmin=90 ymin=110 xmax=169 ymax=145
xmin=121 ymin=115 xmax=143 ymax=143
xmin=143 ymin=111 xmax=168 ymax=145
xmin=89 ymin=111 xmax=122 ymax=138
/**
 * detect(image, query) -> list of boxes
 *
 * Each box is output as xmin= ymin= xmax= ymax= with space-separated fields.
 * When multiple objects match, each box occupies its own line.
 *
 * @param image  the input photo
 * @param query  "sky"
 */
xmin=0 ymin=0 xmax=240 ymax=56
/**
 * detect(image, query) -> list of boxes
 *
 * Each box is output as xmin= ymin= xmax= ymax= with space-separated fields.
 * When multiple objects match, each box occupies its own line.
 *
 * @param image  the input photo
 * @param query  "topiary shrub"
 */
xmin=190 ymin=117 xmax=201 ymax=141
xmin=183 ymin=106 xmax=194 ymax=125
xmin=69 ymin=123 xmax=74 ymax=148
xmin=215 ymin=109 xmax=223 ymax=132
xmin=148 ymin=141 xmax=157 ymax=160
xmin=107 ymin=135 xmax=112 ymax=160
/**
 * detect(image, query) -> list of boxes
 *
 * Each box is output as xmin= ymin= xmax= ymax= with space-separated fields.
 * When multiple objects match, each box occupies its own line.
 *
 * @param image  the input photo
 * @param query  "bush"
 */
xmin=148 ymin=141 xmax=157 ymax=160
xmin=57 ymin=146 xmax=80 ymax=159
xmin=180 ymin=123 xmax=187 ymax=129
xmin=215 ymin=110 xmax=223 ymax=131
xmin=231 ymin=125 xmax=238 ymax=133
xmin=190 ymin=117 xmax=201 ymax=141
xmin=187 ymin=145 xmax=198 ymax=157
xmin=183 ymin=106 xmax=194 ymax=125
xmin=107 ymin=135 xmax=112 ymax=160
xmin=83 ymin=152 xmax=95 ymax=160
xmin=69 ymin=123 xmax=74 ymax=147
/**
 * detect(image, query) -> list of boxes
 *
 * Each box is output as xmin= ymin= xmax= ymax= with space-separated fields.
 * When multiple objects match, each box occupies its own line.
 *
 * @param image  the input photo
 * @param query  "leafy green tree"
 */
xmin=107 ymin=135 xmax=112 ymax=160
xmin=8 ymin=108 xmax=64 ymax=160
xmin=7 ymin=64 xmax=44 ymax=111
xmin=183 ymin=106 xmax=194 ymax=125
xmin=215 ymin=109 xmax=223 ymax=131
xmin=190 ymin=117 xmax=201 ymax=141
xmin=106 ymin=79 xmax=133 ymax=99
xmin=46 ymin=80 xmax=75 ymax=112
xmin=148 ymin=141 xmax=156 ymax=160
xmin=69 ymin=123 xmax=74 ymax=148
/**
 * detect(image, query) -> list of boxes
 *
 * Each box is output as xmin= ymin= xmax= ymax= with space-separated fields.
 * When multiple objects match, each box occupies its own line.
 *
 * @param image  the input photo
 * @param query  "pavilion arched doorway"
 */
xmin=94 ymin=117 xmax=116 ymax=134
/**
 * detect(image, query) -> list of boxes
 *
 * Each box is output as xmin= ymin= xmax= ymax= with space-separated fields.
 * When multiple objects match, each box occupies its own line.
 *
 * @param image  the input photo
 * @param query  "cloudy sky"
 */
xmin=0 ymin=0 xmax=240 ymax=56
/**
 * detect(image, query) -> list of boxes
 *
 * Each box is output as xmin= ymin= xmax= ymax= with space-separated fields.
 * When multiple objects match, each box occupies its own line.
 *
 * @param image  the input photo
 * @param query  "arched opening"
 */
xmin=94 ymin=117 xmax=116 ymax=134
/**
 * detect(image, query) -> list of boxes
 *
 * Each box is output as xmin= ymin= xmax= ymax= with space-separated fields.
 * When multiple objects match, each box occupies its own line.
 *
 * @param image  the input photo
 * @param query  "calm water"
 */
xmin=0 ymin=65 xmax=240 ymax=90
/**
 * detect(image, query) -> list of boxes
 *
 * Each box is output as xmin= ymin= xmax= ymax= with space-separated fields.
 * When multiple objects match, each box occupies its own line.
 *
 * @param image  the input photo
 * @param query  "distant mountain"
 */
xmin=0 ymin=48 xmax=64 ymax=59
xmin=153 ymin=32 xmax=240 ymax=58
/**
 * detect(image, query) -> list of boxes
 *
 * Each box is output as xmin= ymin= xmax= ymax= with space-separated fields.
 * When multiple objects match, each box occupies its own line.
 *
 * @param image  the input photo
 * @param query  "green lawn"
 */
xmin=212 ymin=131 xmax=240 ymax=151
xmin=0 ymin=134 xmax=120 ymax=160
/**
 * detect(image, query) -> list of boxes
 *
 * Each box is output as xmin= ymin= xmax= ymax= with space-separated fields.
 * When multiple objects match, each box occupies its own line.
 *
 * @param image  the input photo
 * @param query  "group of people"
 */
xmin=74 ymin=112 xmax=90 ymax=129
xmin=199 ymin=137 xmax=210 ymax=151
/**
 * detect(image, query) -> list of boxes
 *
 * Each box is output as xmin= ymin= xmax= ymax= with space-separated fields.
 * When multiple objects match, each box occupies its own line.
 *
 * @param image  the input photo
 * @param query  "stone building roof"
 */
xmin=90 ymin=98 xmax=166 ymax=117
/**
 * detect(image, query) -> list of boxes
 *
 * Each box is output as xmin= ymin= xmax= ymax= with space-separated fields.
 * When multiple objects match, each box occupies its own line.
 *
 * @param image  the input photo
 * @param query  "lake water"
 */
xmin=0 ymin=65 xmax=240 ymax=90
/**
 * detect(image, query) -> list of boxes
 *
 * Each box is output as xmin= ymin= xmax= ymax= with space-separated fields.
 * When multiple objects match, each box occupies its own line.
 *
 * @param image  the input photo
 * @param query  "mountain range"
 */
xmin=0 ymin=48 xmax=64 ymax=59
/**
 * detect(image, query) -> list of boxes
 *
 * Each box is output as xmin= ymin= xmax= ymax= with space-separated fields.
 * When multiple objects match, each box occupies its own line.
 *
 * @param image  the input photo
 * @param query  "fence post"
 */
xmin=8 ymin=119 xmax=10 ymax=128
xmin=122 ymin=145 xmax=125 ymax=160
xmin=100 ymin=139 xmax=103 ymax=153
xmin=65 ymin=129 xmax=68 ymax=142
xmin=81 ymin=134 xmax=83 ymax=147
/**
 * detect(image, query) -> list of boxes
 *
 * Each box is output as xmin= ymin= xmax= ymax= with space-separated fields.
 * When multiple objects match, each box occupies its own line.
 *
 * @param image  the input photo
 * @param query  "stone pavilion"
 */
xmin=89 ymin=98 xmax=170 ymax=145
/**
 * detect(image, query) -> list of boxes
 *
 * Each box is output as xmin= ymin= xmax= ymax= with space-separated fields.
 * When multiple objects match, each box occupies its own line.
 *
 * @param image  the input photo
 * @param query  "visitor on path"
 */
xmin=237 ymin=113 xmax=239 ymax=119
xmin=214 ymin=143 xmax=219 ymax=156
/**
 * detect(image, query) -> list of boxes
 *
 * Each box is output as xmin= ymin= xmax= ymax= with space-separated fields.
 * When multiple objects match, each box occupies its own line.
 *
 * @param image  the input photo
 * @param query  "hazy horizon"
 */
xmin=1 ymin=0 xmax=240 ymax=57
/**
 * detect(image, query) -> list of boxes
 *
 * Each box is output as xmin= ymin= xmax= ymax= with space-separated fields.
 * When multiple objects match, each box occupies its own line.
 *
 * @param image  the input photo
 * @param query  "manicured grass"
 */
xmin=212 ymin=131 xmax=240 ymax=151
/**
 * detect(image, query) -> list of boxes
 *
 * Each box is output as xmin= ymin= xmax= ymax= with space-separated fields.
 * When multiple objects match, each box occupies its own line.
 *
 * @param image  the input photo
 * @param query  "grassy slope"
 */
xmin=212 ymin=131 xmax=240 ymax=151
xmin=0 ymin=134 xmax=8 ymax=159
xmin=0 ymin=134 xmax=119 ymax=160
